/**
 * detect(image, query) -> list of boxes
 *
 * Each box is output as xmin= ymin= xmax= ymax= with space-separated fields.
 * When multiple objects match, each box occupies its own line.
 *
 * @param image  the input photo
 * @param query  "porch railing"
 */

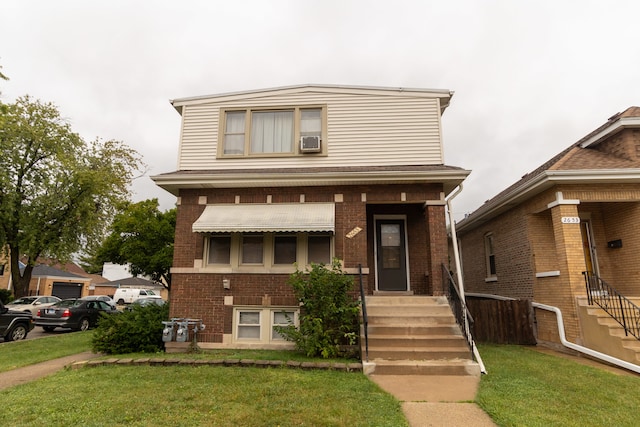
xmin=442 ymin=264 xmax=475 ymax=351
xmin=358 ymin=263 xmax=369 ymax=362
xmin=583 ymin=272 xmax=640 ymax=340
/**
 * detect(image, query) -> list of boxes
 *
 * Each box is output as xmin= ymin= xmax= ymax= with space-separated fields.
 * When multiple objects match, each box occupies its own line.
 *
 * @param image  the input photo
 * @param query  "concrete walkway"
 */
xmin=370 ymin=374 xmax=496 ymax=427
xmin=0 ymin=351 xmax=100 ymax=391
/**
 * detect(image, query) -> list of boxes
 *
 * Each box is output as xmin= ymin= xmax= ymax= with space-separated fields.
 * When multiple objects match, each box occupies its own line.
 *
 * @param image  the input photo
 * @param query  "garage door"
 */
xmin=52 ymin=282 xmax=83 ymax=299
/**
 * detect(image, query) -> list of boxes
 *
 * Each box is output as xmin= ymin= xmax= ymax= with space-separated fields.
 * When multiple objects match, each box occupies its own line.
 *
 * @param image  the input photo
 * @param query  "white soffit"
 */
xmin=192 ymin=203 xmax=335 ymax=233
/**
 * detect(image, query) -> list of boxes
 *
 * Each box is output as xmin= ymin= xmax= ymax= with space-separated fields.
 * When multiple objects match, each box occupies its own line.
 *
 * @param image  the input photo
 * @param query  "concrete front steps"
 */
xmin=577 ymin=296 xmax=640 ymax=364
xmin=362 ymin=295 xmax=480 ymax=376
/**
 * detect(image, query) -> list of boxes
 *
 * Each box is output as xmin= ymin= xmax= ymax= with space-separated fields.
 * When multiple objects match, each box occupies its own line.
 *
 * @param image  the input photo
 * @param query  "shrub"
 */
xmin=92 ymin=303 xmax=169 ymax=354
xmin=276 ymin=260 xmax=360 ymax=358
xmin=0 ymin=289 xmax=13 ymax=304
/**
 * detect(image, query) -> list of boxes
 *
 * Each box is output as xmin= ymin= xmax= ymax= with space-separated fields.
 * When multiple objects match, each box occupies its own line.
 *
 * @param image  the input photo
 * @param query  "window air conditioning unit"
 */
xmin=300 ymin=135 xmax=321 ymax=153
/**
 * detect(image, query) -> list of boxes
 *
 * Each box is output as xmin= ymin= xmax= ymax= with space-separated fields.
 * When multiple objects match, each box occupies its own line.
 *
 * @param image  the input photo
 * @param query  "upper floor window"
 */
xmin=220 ymin=106 xmax=325 ymax=157
xmin=484 ymin=233 xmax=496 ymax=279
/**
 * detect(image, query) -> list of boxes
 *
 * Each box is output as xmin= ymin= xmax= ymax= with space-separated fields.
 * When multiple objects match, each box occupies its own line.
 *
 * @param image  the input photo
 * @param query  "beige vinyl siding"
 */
xmin=177 ymin=91 xmax=444 ymax=170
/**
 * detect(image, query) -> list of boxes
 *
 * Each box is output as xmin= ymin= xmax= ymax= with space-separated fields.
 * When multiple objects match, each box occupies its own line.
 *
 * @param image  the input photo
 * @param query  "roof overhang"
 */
xmin=456 ymin=169 xmax=640 ymax=232
xmin=170 ymin=84 xmax=454 ymax=115
xmin=152 ymin=168 xmax=471 ymax=197
xmin=192 ymin=203 xmax=335 ymax=233
xmin=579 ymin=117 xmax=640 ymax=148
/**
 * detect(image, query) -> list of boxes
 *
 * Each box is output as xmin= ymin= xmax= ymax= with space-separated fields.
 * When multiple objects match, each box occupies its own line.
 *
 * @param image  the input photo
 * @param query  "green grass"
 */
xmin=477 ymin=344 xmax=640 ymax=426
xmin=0 ymin=365 xmax=407 ymax=426
xmin=0 ymin=331 xmax=93 ymax=372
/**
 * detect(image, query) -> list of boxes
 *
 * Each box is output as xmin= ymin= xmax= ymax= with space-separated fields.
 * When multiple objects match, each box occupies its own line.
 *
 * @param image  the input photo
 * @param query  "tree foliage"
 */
xmin=275 ymin=260 xmax=361 ymax=358
xmin=88 ymin=199 xmax=175 ymax=289
xmin=0 ymin=96 xmax=142 ymax=297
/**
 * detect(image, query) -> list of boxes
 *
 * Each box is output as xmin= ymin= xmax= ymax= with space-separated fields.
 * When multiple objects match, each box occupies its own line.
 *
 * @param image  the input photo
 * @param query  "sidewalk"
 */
xmin=369 ymin=374 xmax=497 ymax=427
xmin=0 ymin=351 xmax=100 ymax=391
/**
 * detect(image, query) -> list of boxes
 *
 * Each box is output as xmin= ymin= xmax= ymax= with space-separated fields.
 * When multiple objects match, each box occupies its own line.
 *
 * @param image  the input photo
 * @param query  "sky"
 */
xmin=2 ymin=1 xmax=640 ymax=222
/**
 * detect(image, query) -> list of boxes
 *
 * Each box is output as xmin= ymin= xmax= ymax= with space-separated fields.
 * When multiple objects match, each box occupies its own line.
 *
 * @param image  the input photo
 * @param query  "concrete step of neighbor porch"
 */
xmin=362 ymin=295 xmax=480 ymax=377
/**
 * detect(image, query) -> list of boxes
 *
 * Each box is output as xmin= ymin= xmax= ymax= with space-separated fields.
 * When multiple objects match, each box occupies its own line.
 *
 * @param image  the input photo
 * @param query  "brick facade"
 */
xmin=170 ymin=183 xmax=448 ymax=345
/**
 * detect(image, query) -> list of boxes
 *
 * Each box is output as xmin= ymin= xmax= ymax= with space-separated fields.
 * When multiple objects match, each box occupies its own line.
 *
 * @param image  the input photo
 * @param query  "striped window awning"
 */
xmin=192 ymin=203 xmax=335 ymax=233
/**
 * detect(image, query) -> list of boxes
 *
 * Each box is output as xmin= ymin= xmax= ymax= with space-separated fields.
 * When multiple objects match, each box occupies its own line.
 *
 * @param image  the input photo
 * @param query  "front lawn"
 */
xmin=0 ymin=331 xmax=93 ymax=372
xmin=477 ymin=344 xmax=640 ymax=426
xmin=0 ymin=365 xmax=407 ymax=427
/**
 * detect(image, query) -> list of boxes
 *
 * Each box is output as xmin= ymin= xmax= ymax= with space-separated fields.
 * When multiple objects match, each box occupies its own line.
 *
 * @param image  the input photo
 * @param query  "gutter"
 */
xmin=446 ymin=184 xmax=487 ymax=374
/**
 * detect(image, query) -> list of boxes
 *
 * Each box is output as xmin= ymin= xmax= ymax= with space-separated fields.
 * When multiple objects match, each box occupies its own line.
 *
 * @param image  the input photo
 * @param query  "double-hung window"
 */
xmin=484 ymin=233 xmax=497 ymax=279
xmin=235 ymin=308 xmax=298 ymax=343
xmin=220 ymin=106 xmax=324 ymax=157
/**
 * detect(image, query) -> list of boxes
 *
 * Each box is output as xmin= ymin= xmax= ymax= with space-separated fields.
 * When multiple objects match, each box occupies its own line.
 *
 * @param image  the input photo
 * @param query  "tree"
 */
xmin=0 ymin=96 xmax=141 ymax=297
xmin=90 ymin=199 xmax=175 ymax=289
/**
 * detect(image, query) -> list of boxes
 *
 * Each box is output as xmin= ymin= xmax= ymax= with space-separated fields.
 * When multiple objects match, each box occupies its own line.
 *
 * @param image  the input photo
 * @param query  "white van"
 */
xmin=113 ymin=288 xmax=162 ymax=305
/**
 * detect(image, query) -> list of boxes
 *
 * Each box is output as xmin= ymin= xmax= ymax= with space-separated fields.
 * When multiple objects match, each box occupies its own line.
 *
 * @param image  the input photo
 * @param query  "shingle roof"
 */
xmin=457 ymin=106 xmax=640 ymax=230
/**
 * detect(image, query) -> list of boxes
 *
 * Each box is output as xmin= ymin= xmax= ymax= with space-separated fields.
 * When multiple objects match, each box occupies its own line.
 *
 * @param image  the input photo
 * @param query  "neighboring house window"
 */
xmin=0 ymin=264 xmax=4 ymax=276
xmin=235 ymin=308 xmax=298 ymax=343
xmin=205 ymin=232 xmax=333 ymax=272
xmin=220 ymin=107 xmax=325 ymax=157
xmin=484 ymin=233 xmax=497 ymax=279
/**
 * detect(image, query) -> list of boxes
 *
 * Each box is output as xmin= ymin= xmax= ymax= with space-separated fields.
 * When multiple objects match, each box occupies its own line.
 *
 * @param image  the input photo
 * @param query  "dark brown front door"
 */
xmin=375 ymin=218 xmax=408 ymax=291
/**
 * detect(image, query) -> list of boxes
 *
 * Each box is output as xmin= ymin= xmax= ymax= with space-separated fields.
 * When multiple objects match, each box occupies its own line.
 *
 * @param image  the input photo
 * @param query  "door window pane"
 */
xmin=274 ymin=235 xmax=297 ymax=265
xmin=381 ymin=224 xmax=401 ymax=247
xmin=308 ymin=235 xmax=331 ymax=264
xmin=208 ymin=236 xmax=231 ymax=264
xmin=242 ymin=235 xmax=264 ymax=264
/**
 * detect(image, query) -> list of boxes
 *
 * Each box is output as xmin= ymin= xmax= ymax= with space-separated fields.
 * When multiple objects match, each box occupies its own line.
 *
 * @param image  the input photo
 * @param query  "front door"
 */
xmin=375 ymin=218 xmax=408 ymax=291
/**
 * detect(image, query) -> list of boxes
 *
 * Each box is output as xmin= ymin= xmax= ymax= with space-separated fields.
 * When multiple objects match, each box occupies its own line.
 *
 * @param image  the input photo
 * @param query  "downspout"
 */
xmin=446 ymin=184 xmax=487 ymax=374
xmin=532 ymin=302 xmax=640 ymax=375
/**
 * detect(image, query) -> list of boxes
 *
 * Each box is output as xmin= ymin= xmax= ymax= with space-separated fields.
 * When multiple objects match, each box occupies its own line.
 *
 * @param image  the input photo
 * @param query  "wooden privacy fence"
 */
xmin=466 ymin=298 xmax=537 ymax=345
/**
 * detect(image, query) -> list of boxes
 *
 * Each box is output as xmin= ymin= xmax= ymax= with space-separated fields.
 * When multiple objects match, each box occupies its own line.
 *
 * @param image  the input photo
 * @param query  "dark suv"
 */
xmin=0 ymin=300 xmax=35 ymax=341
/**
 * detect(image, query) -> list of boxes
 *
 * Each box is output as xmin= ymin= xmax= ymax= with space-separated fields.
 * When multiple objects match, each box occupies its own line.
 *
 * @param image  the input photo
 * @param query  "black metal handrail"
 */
xmin=358 ymin=263 xmax=369 ymax=362
xmin=442 ymin=264 xmax=475 ymax=351
xmin=583 ymin=272 xmax=640 ymax=340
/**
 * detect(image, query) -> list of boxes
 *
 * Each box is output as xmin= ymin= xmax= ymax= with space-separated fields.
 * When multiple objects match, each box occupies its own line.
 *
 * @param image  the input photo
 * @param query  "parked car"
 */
xmin=125 ymin=297 xmax=167 ymax=311
xmin=0 ymin=300 xmax=35 ymax=341
xmin=5 ymin=296 xmax=61 ymax=317
xmin=113 ymin=288 xmax=163 ymax=305
xmin=80 ymin=295 xmax=117 ymax=309
xmin=35 ymin=299 xmax=117 ymax=332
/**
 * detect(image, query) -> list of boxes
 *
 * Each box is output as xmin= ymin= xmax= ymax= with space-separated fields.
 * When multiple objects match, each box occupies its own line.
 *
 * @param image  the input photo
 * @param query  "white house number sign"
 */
xmin=561 ymin=217 xmax=580 ymax=224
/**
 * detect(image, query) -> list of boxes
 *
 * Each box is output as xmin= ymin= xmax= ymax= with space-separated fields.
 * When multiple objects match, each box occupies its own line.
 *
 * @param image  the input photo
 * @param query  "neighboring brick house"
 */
xmin=152 ymin=84 xmax=470 ymax=349
xmin=456 ymin=107 xmax=640 ymax=353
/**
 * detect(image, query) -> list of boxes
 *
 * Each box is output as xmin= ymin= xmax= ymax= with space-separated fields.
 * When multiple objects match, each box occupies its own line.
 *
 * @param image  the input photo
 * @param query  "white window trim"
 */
xmin=218 ymin=106 xmax=327 ymax=158
xmin=233 ymin=307 xmax=299 ymax=344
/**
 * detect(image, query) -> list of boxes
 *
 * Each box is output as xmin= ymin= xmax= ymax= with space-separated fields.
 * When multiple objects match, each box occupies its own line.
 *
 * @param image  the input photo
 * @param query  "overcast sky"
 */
xmin=2 ymin=1 xmax=640 ymax=221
